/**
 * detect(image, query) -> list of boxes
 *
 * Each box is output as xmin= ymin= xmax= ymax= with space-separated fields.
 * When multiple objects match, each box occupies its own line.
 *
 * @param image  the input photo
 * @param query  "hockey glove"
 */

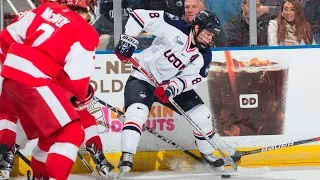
xmin=70 ymin=84 xmax=94 ymax=111
xmin=114 ymin=34 xmax=139 ymax=63
xmin=154 ymin=80 xmax=180 ymax=103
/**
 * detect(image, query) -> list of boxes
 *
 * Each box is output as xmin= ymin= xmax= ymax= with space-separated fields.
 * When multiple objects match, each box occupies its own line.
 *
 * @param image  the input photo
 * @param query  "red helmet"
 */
xmin=59 ymin=0 xmax=68 ymax=3
xmin=66 ymin=0 xmax=96 ymax=11
xmin=39 ymin=0 xmax=58 ymax=5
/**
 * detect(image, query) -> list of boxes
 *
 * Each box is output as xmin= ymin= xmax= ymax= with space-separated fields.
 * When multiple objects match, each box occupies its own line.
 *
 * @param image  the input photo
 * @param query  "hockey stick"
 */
xmin=129 ymin=57 xmax=270 ymax=175
xmin=93 ymin=96 xmax=202 ymax=162
xmin=16 ymin=150 xmax=31 ymax=166
xmin=77 ymin=152 xmax=101 ymax=180
xmin=238 ymin=136 xmax=320 ymax=156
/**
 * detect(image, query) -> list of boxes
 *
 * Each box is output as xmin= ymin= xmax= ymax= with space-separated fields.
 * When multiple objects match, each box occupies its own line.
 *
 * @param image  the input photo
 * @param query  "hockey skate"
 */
xmin=0 ymin=144 xmax=18 ymax=180
xmin=200 ymin=153 xmax=225 ymax=172
xmin=86 ymin=144 xmax=115 ymax=179
xmin=117 ymin=152 xmax=133 ymax=178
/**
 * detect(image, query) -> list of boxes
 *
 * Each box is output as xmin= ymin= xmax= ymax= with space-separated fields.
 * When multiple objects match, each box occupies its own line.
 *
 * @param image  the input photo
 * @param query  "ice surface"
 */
xmin=11 ymin=166 xmax=320 ymax=180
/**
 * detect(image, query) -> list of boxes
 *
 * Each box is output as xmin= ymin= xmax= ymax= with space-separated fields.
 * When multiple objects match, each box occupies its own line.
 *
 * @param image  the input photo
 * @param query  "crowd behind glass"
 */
xmin=2 ymin=0 xmax=320 ymax=49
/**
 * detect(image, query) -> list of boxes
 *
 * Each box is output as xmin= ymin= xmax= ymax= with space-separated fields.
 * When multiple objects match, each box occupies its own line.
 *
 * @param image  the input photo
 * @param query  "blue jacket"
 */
xmin=206 ymin=0 xmax=242 ymax=25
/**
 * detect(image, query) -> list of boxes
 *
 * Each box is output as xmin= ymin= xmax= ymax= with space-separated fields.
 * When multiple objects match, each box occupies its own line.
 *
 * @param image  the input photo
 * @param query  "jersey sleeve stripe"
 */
xmin=6 ymin=12 xmax=36 ymax=44
xmin=64 ymin=41 xmax=95 ymax=80
xmin=174 ymin=77 xmax=187 ymax=91
xmin=131 ymin=11 xmax=144 ymax=28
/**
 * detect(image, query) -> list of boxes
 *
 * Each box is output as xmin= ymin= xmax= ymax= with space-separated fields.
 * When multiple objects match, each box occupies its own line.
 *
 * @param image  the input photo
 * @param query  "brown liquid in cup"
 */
xmin=207 ymin=59 xmax=289 ymax=136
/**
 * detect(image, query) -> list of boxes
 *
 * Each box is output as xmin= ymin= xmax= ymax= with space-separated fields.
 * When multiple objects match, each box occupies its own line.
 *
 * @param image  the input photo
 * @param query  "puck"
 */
xmin=221 ymin=174 xmax=231 ymax=178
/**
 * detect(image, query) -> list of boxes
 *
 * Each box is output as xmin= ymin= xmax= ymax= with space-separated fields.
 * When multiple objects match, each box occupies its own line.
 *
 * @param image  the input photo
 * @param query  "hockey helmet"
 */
xmin=191 ymin=10 xmax=221 ymax=49
xmin=65 ymin=0 xmax=96 ymax=12
xmin=39 ymin=0 xmax=58 ymax=5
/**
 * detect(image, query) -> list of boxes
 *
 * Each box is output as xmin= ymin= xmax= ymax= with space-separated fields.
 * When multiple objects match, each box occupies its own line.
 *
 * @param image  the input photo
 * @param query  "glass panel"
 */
xmin=95 ymin=0 xmax=137 ymax=50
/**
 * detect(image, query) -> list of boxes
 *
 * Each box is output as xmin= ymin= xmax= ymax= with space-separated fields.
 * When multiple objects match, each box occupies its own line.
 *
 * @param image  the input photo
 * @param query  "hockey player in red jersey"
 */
xmin=0 ymin=1 xmax=99 ymax=179
xmin=0 ymin=0 xmax=115 ymax=179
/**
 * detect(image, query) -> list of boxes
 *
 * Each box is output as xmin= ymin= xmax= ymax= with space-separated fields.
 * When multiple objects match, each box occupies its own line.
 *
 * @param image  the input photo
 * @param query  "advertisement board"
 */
xmin=19 ymin=46 xmax=320 ymax=156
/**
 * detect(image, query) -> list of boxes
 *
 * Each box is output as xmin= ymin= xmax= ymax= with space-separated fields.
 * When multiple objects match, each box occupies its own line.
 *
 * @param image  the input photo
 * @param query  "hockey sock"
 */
xmin=78 ymin=109 xmax=103 ymax=150
xmin=45 ymin=121 xmax=84 ymax=180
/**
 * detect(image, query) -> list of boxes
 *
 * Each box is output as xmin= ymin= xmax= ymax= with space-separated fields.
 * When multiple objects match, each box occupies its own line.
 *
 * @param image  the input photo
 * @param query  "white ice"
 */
xmin=11 ymin=166 xmax=320 ymax=180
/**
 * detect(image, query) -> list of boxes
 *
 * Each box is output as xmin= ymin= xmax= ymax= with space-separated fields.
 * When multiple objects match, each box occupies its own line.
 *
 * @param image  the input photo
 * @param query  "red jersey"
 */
xmin=0 ymin=3 xmax=99 ymax=101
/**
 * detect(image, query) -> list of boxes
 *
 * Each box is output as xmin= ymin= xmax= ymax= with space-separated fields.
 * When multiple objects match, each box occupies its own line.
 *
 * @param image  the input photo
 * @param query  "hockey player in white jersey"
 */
xmin=114 ymin=10 xmax=241 ymax=176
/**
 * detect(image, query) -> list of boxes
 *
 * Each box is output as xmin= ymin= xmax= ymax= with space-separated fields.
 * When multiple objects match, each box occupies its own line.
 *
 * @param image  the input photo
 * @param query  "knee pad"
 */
xmin=121 ymin=103 xmax=149 ymax=154
xmin=123 ymin=103 xmax=149 ymax=134
xmin=186 ymin=104 xmax=213 ymax=134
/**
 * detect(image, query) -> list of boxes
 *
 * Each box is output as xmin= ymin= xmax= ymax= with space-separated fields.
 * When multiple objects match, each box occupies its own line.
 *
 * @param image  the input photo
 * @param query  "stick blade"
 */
xmin=237 ymin=166 xmax=270 ymax=175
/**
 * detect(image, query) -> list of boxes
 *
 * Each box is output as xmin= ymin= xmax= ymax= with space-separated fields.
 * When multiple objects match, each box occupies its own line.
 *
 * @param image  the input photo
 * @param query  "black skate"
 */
xmin=26 ymin=170 xmax=49 ymax=180
xmin=117 ymin=152 xmax=133 ymax=178
xmin=200 ymin=153 xmax=225 ymax=171
xmin=0 ymin=144 xmax=19 ymax=180
xmin=86 ymin=143 xmax=115 ymax=179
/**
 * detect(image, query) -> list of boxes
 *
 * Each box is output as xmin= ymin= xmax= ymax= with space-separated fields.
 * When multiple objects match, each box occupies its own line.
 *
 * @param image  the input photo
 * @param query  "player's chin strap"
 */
xmin=128 ymin=57 xmax=270 ymax=175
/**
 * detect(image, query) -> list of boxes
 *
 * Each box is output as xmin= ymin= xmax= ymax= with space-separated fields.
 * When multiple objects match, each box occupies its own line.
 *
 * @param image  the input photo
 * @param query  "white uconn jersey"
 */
xmin=126 ymin=9 xmax=212 ymax=93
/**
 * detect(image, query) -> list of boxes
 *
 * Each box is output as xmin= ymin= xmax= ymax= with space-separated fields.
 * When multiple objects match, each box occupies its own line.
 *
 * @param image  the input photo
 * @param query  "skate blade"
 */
xmin=98 ymin=169 xmax=116 ymax=179
xmin=215 ymin=165 xmax=225 ymax=172
xmin=116 ymin=167 xmax=131 ymax=179
xmin=0 ymin=170 xmax=10 ymax=180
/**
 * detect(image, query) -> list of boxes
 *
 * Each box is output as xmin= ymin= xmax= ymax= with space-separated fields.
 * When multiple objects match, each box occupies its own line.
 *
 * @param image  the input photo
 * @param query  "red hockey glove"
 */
xmin=114 ymin=34 xmax=139 ymax=63
xmin=154 ymin=81 xmax=179 ymax=103
xmin=70 ymin=84 xmax=94 ymax=110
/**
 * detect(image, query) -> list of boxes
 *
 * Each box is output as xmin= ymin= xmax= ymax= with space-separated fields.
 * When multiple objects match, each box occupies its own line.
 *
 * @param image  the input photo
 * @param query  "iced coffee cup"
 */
xmin=207 ymin=57 xmax=289 ymax=136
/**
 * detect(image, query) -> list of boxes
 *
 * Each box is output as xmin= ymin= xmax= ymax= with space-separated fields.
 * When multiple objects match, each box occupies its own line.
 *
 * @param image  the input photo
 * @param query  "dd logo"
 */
xmin=239 ymin=94 xmax=258 ymax=108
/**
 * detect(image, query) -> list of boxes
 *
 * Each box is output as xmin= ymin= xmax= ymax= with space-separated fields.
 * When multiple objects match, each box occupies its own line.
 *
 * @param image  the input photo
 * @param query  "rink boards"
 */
xmin=12 ymin=45 xmax=320 ymax=176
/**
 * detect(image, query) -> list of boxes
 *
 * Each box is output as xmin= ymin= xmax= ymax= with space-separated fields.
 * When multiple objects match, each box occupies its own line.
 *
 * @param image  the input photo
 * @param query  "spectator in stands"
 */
xmin=268 ymin=0 xmax=314 ymax=45
xmin=205 ymin=0 xmax=242 ymax=25
xmin=205 ymin=0 xmax=283 ymax=25
xmin=183 ymin=0 xmax=206 ymax=23
xmin=303 ymin=0 xmax=320 ymax=44
xmin=260 ymin=0 xmax=283 ymax=19
xmin=214 ymin=0 xmax=270 ymax=47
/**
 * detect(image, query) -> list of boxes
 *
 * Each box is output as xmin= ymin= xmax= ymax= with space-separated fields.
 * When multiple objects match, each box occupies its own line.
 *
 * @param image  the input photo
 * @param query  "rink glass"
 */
xmin=207 ymin=58 xmax=289 ymax=136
